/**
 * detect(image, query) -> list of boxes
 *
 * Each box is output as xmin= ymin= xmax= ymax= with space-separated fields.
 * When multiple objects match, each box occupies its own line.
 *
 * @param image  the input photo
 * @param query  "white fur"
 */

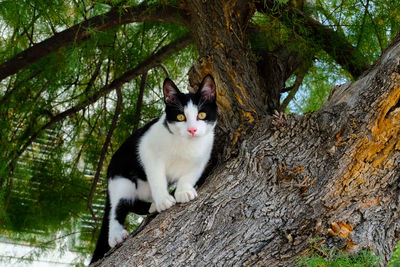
xmin=108 ymin=177 xmax=134 ymax=247
xmin=107 ymin=177 xmax=153 ymax=247
xmin=139 ymin=108 xmax=215 ymax=212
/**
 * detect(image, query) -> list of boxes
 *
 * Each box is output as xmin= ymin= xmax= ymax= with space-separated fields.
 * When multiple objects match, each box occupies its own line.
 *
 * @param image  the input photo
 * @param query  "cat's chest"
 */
xmin=160 ymin=137 xmax=211 ymax=180
xmin=165 ymin=156 xmax=197 ymax=181
xmin=163 ymin=138 xmax=207 ymax=164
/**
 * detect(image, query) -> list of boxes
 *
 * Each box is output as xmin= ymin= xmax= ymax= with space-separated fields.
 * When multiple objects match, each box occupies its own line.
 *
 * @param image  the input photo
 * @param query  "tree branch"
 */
xmin=255 ymin=1 xmax=370 ymax=78
xmin=158 ymin=63 xmax=170 ymax=77
xmin=279 ymin=63 xmax=310 ymax=112
xmin=0 ymin=70 xmax=42 ymax=106
xmin=87 ymin=86 xmax=123 ymax=225
xmin=5 ymin=33 xmax=193 ymax=178
xmin=360 ymin=0 xmax=383 ymax=53
xmin=132 ymin=72 xmax=147 ymax=133
xmin=0 ymin=2 xmax=189 ymax=81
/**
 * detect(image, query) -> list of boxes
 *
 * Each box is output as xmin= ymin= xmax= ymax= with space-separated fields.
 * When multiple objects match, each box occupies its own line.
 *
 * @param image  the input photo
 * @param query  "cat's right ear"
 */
xmin=163 ymin=78 xmax=180 ymax=104
xmin=198 ymin=74 xmax=216 ymax=102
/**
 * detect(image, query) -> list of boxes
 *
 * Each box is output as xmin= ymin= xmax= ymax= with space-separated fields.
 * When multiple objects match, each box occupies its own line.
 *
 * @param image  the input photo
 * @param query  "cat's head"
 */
xmin=163 ymin=75 xmax=217 ymax=138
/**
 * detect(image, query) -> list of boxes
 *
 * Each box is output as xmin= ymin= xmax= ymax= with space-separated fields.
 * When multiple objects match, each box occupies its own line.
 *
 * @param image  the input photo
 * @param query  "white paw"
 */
xmin=148 ymin=203 xmax=157 ymax=213
xmin=175 ymin=187 xmax=198 ymax=203
xmin=108 ymin=224 xmax=129 ymax=247
xmin=154 ymin=194 xmax=176 ymax=212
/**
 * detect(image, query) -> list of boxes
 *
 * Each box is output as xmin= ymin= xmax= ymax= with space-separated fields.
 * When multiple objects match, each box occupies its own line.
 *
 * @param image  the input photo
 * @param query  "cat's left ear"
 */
xmin=198 ymin=74 xmax=216 ymax=102
xmin=163 ymin=78 xmax=181 ymax=104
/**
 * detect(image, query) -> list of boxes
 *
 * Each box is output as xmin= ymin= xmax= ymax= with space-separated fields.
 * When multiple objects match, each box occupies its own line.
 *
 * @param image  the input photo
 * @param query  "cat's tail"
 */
xmin=90 ymin=196 xmax=111 ymax=265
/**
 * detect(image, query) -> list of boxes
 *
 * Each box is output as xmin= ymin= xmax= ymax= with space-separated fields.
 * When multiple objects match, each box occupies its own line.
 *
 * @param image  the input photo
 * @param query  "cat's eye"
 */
xmin=177 ymin=114 xmax=186 ymax=121
xmin=197 ymin=112 xmax=207 ymax=120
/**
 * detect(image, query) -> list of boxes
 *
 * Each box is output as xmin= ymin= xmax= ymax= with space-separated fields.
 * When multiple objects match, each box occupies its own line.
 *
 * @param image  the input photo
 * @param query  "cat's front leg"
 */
xmin=175 ymin=168 xmax=203 ymax=203
xmin=145 ymin=163 xmax=176 ymax=212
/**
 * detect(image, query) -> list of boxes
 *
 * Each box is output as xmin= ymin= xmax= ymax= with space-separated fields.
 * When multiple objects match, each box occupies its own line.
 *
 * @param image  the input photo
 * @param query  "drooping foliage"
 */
xmin=0 ymin=0 xmax=399 ymax=263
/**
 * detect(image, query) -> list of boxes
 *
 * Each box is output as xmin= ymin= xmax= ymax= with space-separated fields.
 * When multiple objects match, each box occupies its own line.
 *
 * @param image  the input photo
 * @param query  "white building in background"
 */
xmin=0 ymin=238 xmax=90 ymax=266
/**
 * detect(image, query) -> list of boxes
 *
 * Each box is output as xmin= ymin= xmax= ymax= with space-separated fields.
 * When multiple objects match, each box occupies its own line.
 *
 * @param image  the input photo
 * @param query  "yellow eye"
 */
xmin=177 ymin=114 xmax=186 ymax=121
xmin=197 ymin=112 xmax=206 ymax=120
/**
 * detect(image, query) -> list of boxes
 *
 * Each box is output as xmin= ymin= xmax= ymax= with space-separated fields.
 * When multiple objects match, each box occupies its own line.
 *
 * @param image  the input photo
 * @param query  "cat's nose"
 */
xmin=187 ymin=128 xmax=197 ymax=135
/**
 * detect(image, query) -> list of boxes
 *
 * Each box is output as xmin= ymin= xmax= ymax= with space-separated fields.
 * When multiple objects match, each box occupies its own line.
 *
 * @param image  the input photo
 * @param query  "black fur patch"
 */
xmin=164 ymin=89 xmax=217 ymax=124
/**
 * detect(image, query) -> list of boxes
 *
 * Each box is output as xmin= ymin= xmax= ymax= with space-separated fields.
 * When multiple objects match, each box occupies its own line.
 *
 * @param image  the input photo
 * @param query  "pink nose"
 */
xmin=188 ymin=128 xmax=197 ymax=135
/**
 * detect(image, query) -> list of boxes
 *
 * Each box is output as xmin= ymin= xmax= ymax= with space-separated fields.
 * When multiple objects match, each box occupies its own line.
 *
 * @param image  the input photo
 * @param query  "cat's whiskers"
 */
xmin=171 ymin=101 xmax=184 ymax=111
xmin=197 ymin=98 xmax=206 ymax=111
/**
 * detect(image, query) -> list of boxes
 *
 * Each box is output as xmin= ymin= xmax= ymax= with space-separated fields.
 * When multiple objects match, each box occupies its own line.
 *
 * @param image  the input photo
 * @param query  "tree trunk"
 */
xmin=93 ymin=2 xmax=400 ymax=266
xmin=186 ymin=0 xmax=268 ymax=156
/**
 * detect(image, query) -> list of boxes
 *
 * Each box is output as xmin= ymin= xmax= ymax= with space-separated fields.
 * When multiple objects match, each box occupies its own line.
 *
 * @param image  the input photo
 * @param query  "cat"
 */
xmin=90 ymin=74 xmax=217 ymax=264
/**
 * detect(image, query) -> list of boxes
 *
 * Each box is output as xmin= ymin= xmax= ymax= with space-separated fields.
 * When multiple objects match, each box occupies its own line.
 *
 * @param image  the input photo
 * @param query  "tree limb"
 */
xmin=132 ymin=72 xmax=147 ymax=133
xmin=0 ymin=2 xmax=189 ymax=81
xmin=158 ymin=63 xmax=170 ymax=78
xmin=87 ymin=86 xmax=123 ymax=225
xmin=280 ymin=63 xmax=310 ymax=112
xmin=255 ymin=1 xmax=370 ymax=78
xmin=96 ymin=29 xmax=400 ymax=267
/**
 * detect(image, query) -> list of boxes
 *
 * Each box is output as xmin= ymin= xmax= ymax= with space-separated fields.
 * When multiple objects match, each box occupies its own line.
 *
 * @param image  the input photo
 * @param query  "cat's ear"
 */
xmin=163 ymin=78 xmax=180 ymax=104
xmin=198 ymin=74 xmax=216 ymax=102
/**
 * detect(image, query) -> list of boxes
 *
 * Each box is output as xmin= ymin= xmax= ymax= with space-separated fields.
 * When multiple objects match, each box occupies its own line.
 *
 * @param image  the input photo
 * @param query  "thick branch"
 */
xmin=256 ymin=1 xmax=370 ymax=78
xmin=0 ymin=3 xmax=188 ymax=81
xmin=255 ymin=44 xmax=306 ymax=112
xmin=6 ymin=34 xmax=193 ymax=175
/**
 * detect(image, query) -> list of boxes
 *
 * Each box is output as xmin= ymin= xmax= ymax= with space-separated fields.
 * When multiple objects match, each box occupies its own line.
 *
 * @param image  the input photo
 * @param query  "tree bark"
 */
xmin=185 ymin=0 xmax=271 ymax=162
xmin=93 ymin=2 xmax=400 ymax=267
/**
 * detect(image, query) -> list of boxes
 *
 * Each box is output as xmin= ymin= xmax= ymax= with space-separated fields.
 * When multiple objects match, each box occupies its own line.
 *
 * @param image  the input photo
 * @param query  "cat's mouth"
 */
xmin=187 ymin=133 xmax=199 ymax=138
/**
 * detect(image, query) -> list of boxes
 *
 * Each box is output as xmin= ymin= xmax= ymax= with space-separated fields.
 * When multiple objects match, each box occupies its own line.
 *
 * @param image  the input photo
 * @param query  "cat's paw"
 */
xmin=108 ymin=225 xmax=129 ymax=247
xmin=175 ymin=187 xmax=198 ymax=203
xmin=154 ymin=194 xmax=176 ymax=212
xmin=148 ymin=203 xmax=157 ymax=213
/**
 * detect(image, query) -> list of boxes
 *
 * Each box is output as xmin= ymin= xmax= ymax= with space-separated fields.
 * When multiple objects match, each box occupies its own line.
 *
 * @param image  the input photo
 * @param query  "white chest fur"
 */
xmin=138 ymin=114 xmax=213 ymax=183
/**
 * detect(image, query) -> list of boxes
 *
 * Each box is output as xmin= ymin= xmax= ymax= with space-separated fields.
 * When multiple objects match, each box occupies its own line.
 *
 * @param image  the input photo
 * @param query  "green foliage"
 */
xmin=315 ymin=0 xmax=400 ymax=63
xmin=297 ymin=250 xmax=381 ymax=267
xmin=283 ymin=51 xmax=350 ymax=114
xmin=389 ymin=242 xmax=400 ymax=267
xmin=297 ymin=238 xmax=381 ymax=267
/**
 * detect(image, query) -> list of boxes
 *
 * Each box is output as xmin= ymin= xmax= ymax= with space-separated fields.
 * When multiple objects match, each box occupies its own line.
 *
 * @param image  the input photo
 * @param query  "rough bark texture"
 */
xmin=93 ymin=25 xmax=400 ymax=267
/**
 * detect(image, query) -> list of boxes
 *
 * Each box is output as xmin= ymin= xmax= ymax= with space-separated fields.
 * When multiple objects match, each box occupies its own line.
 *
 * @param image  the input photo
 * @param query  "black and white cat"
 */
xmin=90 ymin=75 xmax=217 ymax=264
